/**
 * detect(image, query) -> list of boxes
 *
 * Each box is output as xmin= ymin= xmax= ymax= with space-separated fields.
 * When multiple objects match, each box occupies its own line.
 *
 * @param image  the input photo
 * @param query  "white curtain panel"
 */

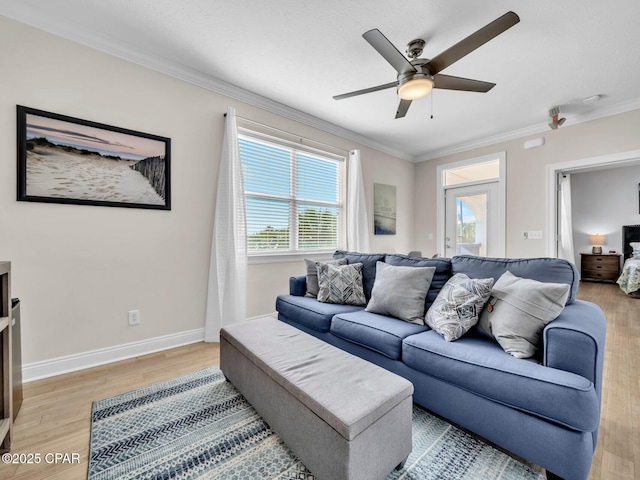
xmin=558 ymin=173 xmax=575 ymax=263
xmin=347 ymin=150 xmax=370 ymax=252
xmin=205 ymin=107 xmax=247 ymax=341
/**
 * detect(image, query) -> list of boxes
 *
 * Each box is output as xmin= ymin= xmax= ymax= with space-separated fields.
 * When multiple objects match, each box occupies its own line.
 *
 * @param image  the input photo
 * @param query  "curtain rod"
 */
xmin=223 ymin=112 xmax=350 ymax=155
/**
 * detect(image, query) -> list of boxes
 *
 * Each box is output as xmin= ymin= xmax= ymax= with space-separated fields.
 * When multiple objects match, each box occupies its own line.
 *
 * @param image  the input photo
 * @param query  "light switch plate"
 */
xmin=527 ymin=231 xmax=543 ymax=240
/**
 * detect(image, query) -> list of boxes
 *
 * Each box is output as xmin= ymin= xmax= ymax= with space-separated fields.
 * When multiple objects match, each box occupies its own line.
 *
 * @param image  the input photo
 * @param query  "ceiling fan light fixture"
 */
xmin=398 ymin=76 xmax=434 ymax=100
xmin=334 ymin=12 xmax=520 ymax=118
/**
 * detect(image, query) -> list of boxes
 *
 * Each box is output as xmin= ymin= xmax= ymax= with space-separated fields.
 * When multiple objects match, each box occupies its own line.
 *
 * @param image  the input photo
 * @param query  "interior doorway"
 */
xmin=545 ymin=148 xmax=640 ymax=257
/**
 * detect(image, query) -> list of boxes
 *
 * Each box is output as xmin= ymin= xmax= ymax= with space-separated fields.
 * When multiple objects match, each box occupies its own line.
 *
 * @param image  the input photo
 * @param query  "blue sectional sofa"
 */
xmin=275 ymin=252 xmax=606 ymax=480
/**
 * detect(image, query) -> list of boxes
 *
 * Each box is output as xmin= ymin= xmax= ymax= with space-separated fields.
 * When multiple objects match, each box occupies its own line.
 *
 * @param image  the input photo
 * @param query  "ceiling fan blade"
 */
xmin=433 ymin=74 xmax=495 ymax=92
xmin=333 ymin=81 xmax=398 ymax=100
xmin=426 ymin=11 xmax=520 ymax=74
xmin=395 ymin=99 xmax=412 ymax=119
xmin=363 ymin=29 xmax=417 ymax=75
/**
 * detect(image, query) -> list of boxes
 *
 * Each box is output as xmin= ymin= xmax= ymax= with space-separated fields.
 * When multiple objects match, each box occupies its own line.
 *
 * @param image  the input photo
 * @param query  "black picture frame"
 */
xmin=17 ymin=105 xmax=171 ymax=210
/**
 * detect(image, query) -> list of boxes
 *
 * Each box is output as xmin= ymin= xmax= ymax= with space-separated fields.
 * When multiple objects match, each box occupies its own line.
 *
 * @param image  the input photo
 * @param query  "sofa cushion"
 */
xmin=333 ymin=251 xmax=386 ymax=300
xmin=402 ymin=330 xmax=600 ymax=431
xmin=304 ymin=258 xmax=347 ymax=298
xmin=478 ymin=271 xmax=571 ymax=359
xmin=330 ymin=310 xmax=428 ymax=360
xmin=317 ymin=262 xmax=367 ymax=306
xmin=385 ymin=254 xmax=452 ymax=309
xmin=275 ymin=294 xmax=364 ymax=332
xmin=425 ymin=273 xmax=494 ymax=341
xmin=289 ymin=274 xmax=308 ymax=297
xmin=451 ymin=255 xmax=579 ymax=304
xmin=365 ymin=261 xmax=436 ymax=325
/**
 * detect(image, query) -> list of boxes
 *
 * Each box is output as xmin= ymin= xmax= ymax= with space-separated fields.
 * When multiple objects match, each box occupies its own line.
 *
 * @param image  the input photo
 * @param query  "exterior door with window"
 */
xmin=444 ymin=182 xmax=500 ymax=258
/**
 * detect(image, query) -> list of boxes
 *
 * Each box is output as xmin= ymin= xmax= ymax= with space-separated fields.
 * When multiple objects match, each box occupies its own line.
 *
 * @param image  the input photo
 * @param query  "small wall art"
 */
xmin=374 ymin=183 xmax=396 ymax=235
xmin=17 ymin=106 xmax=171 ymax=210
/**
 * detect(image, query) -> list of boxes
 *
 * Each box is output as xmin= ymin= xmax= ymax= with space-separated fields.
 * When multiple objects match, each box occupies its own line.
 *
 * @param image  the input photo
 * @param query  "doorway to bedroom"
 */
xmin=546 ymin=149 xmax=640 ymax=262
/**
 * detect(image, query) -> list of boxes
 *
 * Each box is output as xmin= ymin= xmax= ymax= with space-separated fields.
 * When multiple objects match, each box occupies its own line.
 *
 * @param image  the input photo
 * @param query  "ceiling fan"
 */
xmin=333 ymin=11 xmax=520 ymax=119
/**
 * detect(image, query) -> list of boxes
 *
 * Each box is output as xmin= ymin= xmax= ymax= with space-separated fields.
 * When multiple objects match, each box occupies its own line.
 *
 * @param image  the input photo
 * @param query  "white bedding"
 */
xmin=617 ymin=257 xmax=640 ymax=294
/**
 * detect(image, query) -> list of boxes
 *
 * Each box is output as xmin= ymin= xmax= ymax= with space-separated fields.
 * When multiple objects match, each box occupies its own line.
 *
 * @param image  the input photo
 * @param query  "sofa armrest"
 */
xmin=543 ymin=300 xmax=606 ymax=396
xmin=290 ymin=274 xmax=307 ymax=296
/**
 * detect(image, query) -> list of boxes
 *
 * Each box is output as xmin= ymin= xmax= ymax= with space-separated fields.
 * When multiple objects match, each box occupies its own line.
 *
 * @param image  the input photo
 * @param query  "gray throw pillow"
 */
xmin=304 ymin=258 xmax=347 ymax=297
xmin=365 ymin=261 xmax=436 ymax=325
xmin=425 ymin=273 xmax=494 ymax=341
xmin=478 ymin=271 xmax=571 ymax=359
xmin=317 ymin=262 xmax=366 ymax=306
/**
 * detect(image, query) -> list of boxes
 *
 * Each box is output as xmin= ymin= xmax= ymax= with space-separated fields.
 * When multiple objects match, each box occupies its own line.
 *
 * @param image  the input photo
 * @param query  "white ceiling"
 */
xmin=2 ymin=0 xmax=640 ymax=162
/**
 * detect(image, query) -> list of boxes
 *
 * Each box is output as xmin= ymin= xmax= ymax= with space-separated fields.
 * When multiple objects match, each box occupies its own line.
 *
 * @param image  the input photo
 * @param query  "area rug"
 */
xmin=88 ymin=366 xmax=545 ymax=480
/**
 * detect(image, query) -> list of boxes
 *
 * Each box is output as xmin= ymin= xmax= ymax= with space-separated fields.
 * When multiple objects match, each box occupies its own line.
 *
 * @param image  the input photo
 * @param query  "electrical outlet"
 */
xmin=128 ymin=309 xmax=141 ymax=326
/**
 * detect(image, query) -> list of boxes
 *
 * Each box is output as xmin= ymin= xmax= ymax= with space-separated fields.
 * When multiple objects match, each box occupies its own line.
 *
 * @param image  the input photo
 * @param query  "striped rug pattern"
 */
xmin=88 ymin=366 xmax=544 ymax=479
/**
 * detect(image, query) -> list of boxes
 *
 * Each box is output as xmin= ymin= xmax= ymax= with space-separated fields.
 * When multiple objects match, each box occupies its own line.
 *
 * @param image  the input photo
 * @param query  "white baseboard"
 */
xmin=245 ymin=313 xmax=277 ymax=322
xmin=22 ymin=328 xmax=205 ymax=383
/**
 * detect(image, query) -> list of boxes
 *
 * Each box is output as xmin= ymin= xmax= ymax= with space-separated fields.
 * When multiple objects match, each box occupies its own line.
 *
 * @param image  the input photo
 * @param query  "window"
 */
xmin=238 ymin=131 xmax=344 ymax=256
xmin=443 ymin=159 xmax=500 ymax=187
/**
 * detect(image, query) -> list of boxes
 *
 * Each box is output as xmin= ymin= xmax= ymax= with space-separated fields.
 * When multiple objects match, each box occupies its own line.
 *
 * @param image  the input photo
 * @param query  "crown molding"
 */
xmin=0 ymin=9 xmax=414 ymax=162
xmin=414 ymin=123 xmax=547 ymax=162
xmin=415 ymin=96 xmax=640 ymax=162
xmin=3 ymin=7 xmax=640 ymax=165
xmin=143 ymin=62 xmax=414 ymax=162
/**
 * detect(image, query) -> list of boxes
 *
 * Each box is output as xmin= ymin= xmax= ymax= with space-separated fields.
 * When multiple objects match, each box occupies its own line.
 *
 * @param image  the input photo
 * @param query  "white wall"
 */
xmin=0 ymin=16 xmax=414 ymax=373
xmin=6 ymin=12 xmax=640 ymax=377
xmin=570 ymin=164 xmax=640 ymax=267
xmin=414 ymin=109 xmax=640 ymax=258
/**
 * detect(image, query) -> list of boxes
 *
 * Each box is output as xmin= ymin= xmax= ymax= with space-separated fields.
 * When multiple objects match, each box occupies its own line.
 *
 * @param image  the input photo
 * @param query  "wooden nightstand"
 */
xmin=580 ymin=253 xmax=621 ymax=283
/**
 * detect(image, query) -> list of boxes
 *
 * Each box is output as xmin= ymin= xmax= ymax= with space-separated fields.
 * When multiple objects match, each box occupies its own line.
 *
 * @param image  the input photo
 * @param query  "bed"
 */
xmin=617 ymin=224 xmax=640 ymax=296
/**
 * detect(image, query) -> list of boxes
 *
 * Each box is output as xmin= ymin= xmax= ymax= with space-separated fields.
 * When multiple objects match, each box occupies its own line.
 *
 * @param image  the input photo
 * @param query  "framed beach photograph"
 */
xmin=17 ymin=106 xmax=171 ymax=210
xmin=373 ymin=183 xmax=396 ymax=235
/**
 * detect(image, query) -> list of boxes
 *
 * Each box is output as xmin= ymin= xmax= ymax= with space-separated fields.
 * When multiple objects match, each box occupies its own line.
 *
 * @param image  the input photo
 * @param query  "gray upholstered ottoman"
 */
xmin=220 ymin=317 xmax=413 ymax=480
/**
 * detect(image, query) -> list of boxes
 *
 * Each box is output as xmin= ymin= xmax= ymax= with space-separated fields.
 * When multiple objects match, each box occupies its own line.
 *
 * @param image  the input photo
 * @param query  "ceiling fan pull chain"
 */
xmin=430 ymin=90 xmax=434 ymax=119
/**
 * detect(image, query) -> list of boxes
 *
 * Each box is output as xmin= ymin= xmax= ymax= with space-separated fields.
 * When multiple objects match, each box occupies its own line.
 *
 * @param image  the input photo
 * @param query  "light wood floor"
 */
xmin=577 ymin=281 xmax=639 ymax=480
xmin=0 ymin=281 xmax=636 ymax=480
xmin=0 ymin=342 xmax=220 ymax=480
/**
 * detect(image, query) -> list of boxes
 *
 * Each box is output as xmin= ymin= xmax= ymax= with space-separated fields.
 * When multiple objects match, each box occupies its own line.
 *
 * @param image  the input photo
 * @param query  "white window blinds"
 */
xmin=238 ymin=131 xmax=344 ymax=255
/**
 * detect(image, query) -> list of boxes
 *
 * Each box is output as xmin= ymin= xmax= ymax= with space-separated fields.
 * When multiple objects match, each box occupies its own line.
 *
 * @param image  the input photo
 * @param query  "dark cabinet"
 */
xmin=581 ymin=253 xmax=621 ymax=283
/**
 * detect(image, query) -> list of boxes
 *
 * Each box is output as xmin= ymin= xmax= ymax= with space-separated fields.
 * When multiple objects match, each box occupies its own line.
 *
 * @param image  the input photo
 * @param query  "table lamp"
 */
xmin=589 ymin=234 xmax=605 ymax=254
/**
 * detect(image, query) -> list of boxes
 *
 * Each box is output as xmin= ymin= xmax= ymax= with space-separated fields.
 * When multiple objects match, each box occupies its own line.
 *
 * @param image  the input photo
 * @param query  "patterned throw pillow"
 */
xmin=631 ymin=242 xmax=640 ymax=259
xmin=317 ymin=262 xmax=366 ymax=306
xmin=304 ymin=258 xmax=347 ymax=298
xmin=425 ymin=273 xmax=494 ymax=341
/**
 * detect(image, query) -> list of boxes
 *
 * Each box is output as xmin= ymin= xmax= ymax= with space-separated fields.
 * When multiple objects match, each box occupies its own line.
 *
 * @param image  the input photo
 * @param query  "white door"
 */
xmin=444 ymin=182 xmax=500 ymax=258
